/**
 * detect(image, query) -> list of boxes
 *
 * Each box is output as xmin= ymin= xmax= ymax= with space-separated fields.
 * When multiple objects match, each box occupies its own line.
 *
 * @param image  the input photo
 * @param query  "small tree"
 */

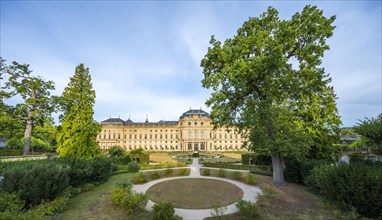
xmin=354 ymin=114 xmax=382 ymax=154
xmin=0 ymin=58 xmax=55 ymax=156
xmin=56 ymin=64 xmax=101 ymax=159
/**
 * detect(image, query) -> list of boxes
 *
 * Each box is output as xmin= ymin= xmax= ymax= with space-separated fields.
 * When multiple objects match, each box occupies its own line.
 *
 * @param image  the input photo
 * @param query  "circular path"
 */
xmin=132 ymin=158 xmax=262 ymax=220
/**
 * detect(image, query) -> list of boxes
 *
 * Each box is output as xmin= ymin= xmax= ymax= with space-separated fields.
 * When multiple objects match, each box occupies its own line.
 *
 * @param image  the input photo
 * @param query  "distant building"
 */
xmin=97 ymin=109 xmax=247 ymax=152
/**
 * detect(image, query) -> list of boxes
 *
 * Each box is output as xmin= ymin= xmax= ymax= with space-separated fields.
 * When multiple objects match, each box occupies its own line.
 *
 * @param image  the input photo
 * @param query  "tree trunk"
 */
xmin=23 ymin=117 xmax=33 ymax=156
xmin=271 ymin=152 xmax=285 ymax=185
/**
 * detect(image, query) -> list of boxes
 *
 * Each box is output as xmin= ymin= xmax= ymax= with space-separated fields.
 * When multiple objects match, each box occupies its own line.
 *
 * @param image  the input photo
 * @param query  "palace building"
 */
xmin=97 ymin=109 xmax=247 ymax=152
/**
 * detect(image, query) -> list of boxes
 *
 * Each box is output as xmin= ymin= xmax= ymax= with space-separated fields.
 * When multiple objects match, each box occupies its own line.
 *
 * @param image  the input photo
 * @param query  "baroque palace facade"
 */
xmin=97 ymin=109 xmax=246 ymax=152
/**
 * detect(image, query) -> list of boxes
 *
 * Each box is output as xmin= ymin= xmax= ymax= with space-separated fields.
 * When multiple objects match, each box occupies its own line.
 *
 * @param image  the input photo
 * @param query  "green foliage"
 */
xmin=178 ymin=168 xmax=188 ymax=176
xmin=1 ymin=59 xmax=56 ymax=156
xmin=130 ymin=147 xmax=144 ymax=154
xmin=5 ymin=138 xmax=23 ymax=149
xmin=217 ymin=168 xmax=226 ymax=177
xmin=164 ymin=168 xmax=173 ymax=177
xmin=261 ymin=184 xmax=276 ymax=199
xmin=151 ymin=171 xmax=161 ymax=180
xmin=210 ymin=202 xmax=227 ymax=220
xmin=127 ymin=161 xmax=140 ymax=173
xmin=307 ymin=161 xmax=382 ymax=218
xmin=120 ymin=192 xmax=148 ymax=217
xmin=349 ymin=138 xmax=373 ymax=149
xmin=245 ymin=174 xmax=256 ymax=185
xmin=0 ymin=149 xmax=23 ymax=156
xmin=284 ymin=159 xmax=328 ymax=185
xmin=31 ymin=196 xmax=69 ymax=216
xmin=354 ymin=113 xmax=382 ymax=151
xmin=202 ymin=169 xmax=210 ymax=176
xmin=140 ymin=162 xmax=186 ymax=170
xmin=192 ymin=152 xmax=199 ymax=158
xmin=56 ymin=64 xmax=101 ymax=159
xmin=200 ymin=6 xmax=340 ymax=184
xmin=235 ymin=199 xmax=259 ymax=220
xmin=242 ymin=154 xmax=272 ymax=165
xmin=0 ymin=192 xmax=24 ymax=213
xmin=108 ymin=184 xmax=132 ymax=206
xmin=108 ymin=146 xmax=126 ymax=157
xmin=152 ymin=201 xmax=176 ymax=220
xmin=231 ymin=171 xmax=242 ymax=180
xmin=1 ymin=161 xmax=70 ymax=208
xmin=56 ymin=156 xmax=111 ymax=186
xmin=202 ymin=162 xmax=255 ymax=170
xmin=110 ymin=154 xmax=131 ymax=165
xmin=134 ymin=172 xmax=147 ymax=184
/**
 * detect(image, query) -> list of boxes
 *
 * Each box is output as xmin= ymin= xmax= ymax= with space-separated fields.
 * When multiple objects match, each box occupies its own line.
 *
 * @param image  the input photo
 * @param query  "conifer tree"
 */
xmin=56 ymin=64 xmax=101 ymax=158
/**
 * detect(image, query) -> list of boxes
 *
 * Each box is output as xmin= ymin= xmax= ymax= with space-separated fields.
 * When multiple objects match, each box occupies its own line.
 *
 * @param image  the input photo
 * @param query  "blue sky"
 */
xmin=1 ymin=1 xmax=381 ymax=127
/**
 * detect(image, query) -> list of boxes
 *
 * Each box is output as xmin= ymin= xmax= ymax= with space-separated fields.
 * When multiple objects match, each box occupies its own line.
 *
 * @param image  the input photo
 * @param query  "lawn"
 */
xmin=56 ymin=173 xmax=139 ymax=220
xmin=149 ymin=152 xmax=177 ymax=163
xmin=146 ymin=178 xmax=243 ymax=209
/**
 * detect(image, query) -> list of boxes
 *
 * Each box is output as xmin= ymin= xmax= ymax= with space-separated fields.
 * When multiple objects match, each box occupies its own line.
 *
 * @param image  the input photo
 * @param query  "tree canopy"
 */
xmin=201 ymin=5 xmax=340 ymax=184
xmin=56 ymin=64 xmax=101 ymax=159
xmin=354 ymin=113 xmax=382 ymax=153
xmin=0 ymin=58 xmax=55 ymax=155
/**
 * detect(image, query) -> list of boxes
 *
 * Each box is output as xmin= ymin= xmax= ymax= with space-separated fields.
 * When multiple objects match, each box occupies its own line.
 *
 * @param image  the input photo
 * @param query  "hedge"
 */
xmin=241 ymin=153 xmax=272 ymax=165
xmin=306 ymin=160 xmax=382 ymax=218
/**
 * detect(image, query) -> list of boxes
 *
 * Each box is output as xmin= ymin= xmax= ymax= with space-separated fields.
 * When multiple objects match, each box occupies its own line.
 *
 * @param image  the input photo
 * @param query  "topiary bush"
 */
xmin=127 ymin=161 xmax=140 ymax=173
xmin=232 ymin=171 xmax=242 ymax=180
xmin=164 ymin=168 xmax=173 ymax=177
xmin=152 ymin=201 xmax=176 ymax=220
xmin=108 ymin=146 xmax=126 ymax=157
xmin=150 ymin=172 xmax=160 ymax=180
xmin=57 ymin=156 xmax=92 ymax=187
xmin=217 ymin=168 xmax=226 ymax=177
xmin=134 ymin=173 xmax=148 ymax=184
xmin=202 ymin=169 xmax=210 ymax=176
xmin=1 ymin=161 xmax=70 ymax=208
xmin=178 ymin=168 xmax=188 ymax=176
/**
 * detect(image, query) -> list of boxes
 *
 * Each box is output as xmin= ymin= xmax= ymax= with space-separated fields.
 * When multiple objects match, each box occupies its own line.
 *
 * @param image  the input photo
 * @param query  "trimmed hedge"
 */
xmin=242 ymin=153 xmax=272 ymax=165
xmin=0 ymin=149 xmax=24 ymax=157
xmin=203 ymin=162 xmax=272 ymax=176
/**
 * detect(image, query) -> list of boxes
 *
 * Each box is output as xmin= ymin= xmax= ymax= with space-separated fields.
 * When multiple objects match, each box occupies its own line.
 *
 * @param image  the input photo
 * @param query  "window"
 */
xmin=200 ymin=131 xmax=204 ymax=139
xmin=194 ymin=131 xmax=198 ymax=139
xmin=188 ymin=122 xmax=191 ymax=126
xmin=194 ymin=121 xmax=197 ymax=126
xmin=201 ymin=122 xmax=204 ymax=126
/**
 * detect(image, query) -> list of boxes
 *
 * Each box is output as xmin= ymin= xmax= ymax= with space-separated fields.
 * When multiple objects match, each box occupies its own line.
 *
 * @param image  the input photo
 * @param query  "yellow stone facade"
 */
xmin=97 ymin=109 xmax=246 ymax=152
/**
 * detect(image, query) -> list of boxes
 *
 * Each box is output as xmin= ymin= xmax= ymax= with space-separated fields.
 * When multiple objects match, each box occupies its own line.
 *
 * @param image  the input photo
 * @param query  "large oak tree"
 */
xmin=201 ymin=6 xmax=341 ymax=184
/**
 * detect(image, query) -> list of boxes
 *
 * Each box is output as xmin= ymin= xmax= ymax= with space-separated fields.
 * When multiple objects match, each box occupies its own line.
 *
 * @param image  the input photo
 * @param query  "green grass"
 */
xmin=56 ymin=173 xmax=139 ymax=220
xmin=146 ymin=178 xmax=243 ymax=209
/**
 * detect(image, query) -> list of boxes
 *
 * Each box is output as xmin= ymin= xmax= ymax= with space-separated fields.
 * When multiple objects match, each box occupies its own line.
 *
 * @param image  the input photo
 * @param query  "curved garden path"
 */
xmin=132 ymin=158 xmax=262 ymax=220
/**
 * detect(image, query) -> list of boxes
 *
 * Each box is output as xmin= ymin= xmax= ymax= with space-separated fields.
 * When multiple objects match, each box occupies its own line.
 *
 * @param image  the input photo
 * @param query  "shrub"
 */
xmin=134 ymin=172 xmax=148 ymax=184
xmin=1 ymin=161 xmax=70 ymax=208
xmin=178 ymin=168 xmax=188 ymax=176
xmin=31 ymin=195 xmax=69 ymax=216
xmin=87 ymin=156 xmax=112 ymax=183
xmin=121 ymin=192 xmax=148 ymax=217
xmin=231 ymin=171 xmax=242 ymax=180
xmin=217 ymin=169 xmax=226 ymax=177
xmin=151 ymin=171 xmax=161 ymax=180
xmin=307 ymin=161 xmax=382 ymax=218
xmin=57 ymin=156 xmax=92 ymax=186
xmin=164 ymin=168 xmax=173 ymax=177
xmin=210 ymin=202 xmax=227 ymax=220
xmin=109 ymin=184 xmax=132 ymax=206
xmin=152 ymin=201 xmax=175 ymax=220
xmin=130 ymin=147 xmax=145 ymax=154
xmin=0 ymin=192 xmax=24 ymax=213
xmin=245 ymin=174 xmax=256 ymax=185
xmin=111 ymin=155 xmax=131 ymax=165
xmin=202 ymin=169 xmax=210 ymax=176
xmin=235 ymin=199 xmax=259 ymax=220
xmin=127 ymin=161 xmax=140 ymax=173
xmin=108 ymin=146 xmax=126 ymax=157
